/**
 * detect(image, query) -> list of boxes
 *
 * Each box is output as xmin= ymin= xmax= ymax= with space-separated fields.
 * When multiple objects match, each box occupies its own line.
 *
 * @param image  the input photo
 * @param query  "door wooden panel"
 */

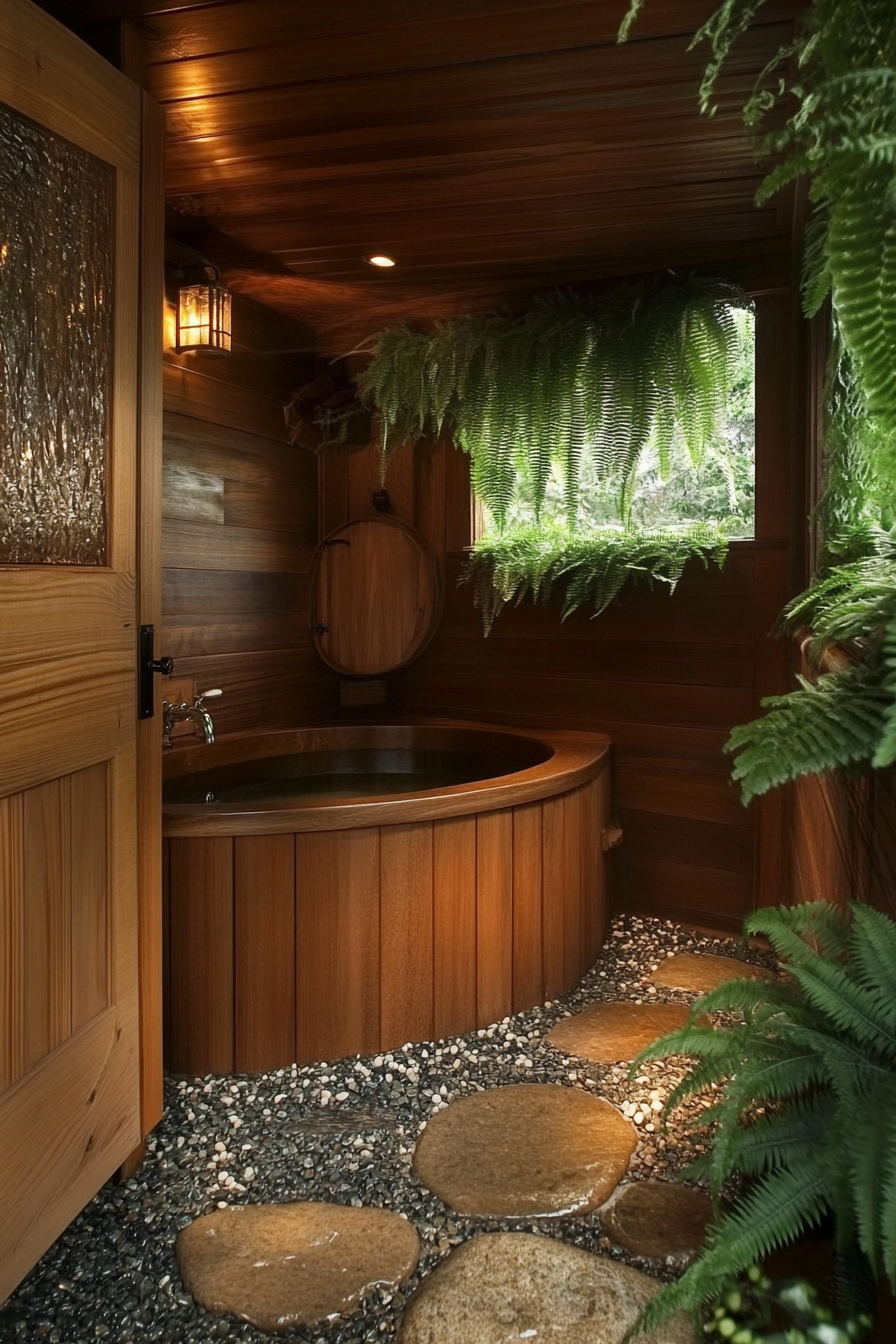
xmin=0 ymin=0 xmax=147 ymax=1297
xmin=2 ymin=766 xmax=111 ymax=1089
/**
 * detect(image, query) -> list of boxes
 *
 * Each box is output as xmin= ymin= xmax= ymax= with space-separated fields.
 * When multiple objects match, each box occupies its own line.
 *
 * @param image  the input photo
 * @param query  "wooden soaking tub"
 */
xmin=162 ymin=721 xmax=611 ymax=1075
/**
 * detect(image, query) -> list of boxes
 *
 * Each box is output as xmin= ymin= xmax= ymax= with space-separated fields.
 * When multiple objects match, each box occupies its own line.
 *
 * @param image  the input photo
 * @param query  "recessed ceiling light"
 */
xmin=366 ymin=254 xmax=396 ymax=268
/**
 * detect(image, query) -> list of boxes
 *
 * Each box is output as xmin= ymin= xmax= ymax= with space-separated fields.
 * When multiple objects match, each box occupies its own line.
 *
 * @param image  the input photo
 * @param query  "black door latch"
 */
xmin=139 ymin=624 xmax=174 ymax=720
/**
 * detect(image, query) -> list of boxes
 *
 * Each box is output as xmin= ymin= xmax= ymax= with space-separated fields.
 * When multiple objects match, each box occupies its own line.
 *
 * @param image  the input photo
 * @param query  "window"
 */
xmin=475 ymin=306 xmax=755 ymax=541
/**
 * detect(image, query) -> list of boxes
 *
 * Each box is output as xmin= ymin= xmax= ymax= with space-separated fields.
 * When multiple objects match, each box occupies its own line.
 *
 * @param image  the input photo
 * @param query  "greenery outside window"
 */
xmin=474 ymin=305 xmax=755 ymax=542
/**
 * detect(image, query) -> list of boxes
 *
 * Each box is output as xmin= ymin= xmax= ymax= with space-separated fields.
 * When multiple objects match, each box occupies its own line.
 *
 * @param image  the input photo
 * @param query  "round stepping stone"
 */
xmin=397 ymin=1231 xmax=696 ymax=1343
xmin=601 ymin=1181 xmax=714 ymax=1260
xmin=412 ymin=1084 xmax=636 ymax=1217
xmin=547 ymin=1001 xmax=693 ymax=1062
xmin=650 ymin=951 xmax=773 ymax=994
xmin=175 ymin=1201 xmax=420 ymax=1332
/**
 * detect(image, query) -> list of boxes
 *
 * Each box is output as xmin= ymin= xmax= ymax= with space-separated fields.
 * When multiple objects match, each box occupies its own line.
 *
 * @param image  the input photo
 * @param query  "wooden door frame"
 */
xmin=132 ymin=88 xmax=165 ymax=1159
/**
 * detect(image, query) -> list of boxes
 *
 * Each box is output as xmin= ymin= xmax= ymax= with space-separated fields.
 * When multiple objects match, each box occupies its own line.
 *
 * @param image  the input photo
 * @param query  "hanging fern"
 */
xmin=627 ymin=902 xmax=896 ymax=1336
xmin=356 ymin=275 xmax=752 ymax=528
xmin=620 ymin=0 xmax=896 ymax=437
xmin=463 ymin=521 xmax=728 ymax=632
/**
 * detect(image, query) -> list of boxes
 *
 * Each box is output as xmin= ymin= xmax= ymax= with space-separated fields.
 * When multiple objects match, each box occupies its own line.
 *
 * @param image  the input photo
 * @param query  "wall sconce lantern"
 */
xmin=173 ymin=263 xmax=232 ymax=354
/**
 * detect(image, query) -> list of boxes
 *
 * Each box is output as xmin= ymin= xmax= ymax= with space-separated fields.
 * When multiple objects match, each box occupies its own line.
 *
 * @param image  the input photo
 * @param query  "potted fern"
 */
xmin=626 ymin=901 xmax=896 ymax=1335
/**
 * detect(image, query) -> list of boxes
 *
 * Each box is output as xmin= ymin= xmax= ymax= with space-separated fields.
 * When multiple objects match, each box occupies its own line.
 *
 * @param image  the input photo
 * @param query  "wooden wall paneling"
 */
xmin=415 ymin=437 xmax=448 ymax=565
xmin=295 ymin=829 xmax=380 ymax=1064
xmin=0 ymin=793 xmax=25 ymax=1095
xmin=167 ymin=649 xmax=334 ymax=733
xmin=432 ymin=816 xmax=477 ymax=1039
xmin=614 ymin=763 xmax=748 ymax=828
xmin=162 ymin=364 xmax=294 ymax=442
xmin=618 ymin=811 xmax=754 ymax=876
xmin=753 ymin=547 xmax=795 ymax=907
xmin=70 ymin=763 xmax=109 ymax=1033
xmin=163 ymin=519 xmax=313 ymax=574
xmin=475 ymin=808 xmax=513 ymax=1026
xmin=235 ymin=836 xmax=297 ymax=1072
xmin=167 ymin=837 xmax=235 ymax=1074
xmin=444 ymin=443 xmax=473 ymax=555
xmin=626 ymin=856 xmax=752 ymax=930
xmin=379 ymin=824 xmax=434 ymax=1049
xmin=161 ymin=307 xmax=339 ymax=735
xmin=22 ymin=779 xmax=71 ymax=1074
xmin=511 ymin=802 xmax=544 ymax=1012
xmin=318 ymin=445 xmax=350 ymax=536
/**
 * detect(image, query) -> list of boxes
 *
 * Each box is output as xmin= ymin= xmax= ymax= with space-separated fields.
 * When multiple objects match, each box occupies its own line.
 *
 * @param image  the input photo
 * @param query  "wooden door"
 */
xmin=0 ymin=0 xmax=147 ymax=1300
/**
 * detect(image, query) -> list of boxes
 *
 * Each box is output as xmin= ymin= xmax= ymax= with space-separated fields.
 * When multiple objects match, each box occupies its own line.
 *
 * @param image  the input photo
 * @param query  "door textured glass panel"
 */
xmin=0 ymin=101 xmax=113 ymax=565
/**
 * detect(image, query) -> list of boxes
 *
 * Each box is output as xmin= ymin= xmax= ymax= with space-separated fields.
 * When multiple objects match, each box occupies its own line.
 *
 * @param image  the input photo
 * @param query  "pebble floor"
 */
xmin=0 ymin=915 xmax=776 ymax=1344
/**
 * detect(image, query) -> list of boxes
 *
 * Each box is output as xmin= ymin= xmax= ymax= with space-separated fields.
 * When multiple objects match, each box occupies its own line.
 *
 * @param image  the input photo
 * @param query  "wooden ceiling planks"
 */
xmin=47 ymin=0 xmax=800 ymax=347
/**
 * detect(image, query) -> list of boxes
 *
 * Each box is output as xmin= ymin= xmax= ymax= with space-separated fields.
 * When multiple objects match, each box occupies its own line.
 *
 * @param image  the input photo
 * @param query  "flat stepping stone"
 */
xmin=397 ymin=1231 xmax=696 ymax=1343
xmin=412 ymin=1084 xmax=635 ymax=1217
xmin=601 ymin=1181 xmax=714 ymax=1260
xmin=649 ymin=951 xmax=773 ymax=994
xmin=175 ymin=1201 xmax=420 ymax=1333
xmin=547 ymin=1001 xmax=693 ymax=1062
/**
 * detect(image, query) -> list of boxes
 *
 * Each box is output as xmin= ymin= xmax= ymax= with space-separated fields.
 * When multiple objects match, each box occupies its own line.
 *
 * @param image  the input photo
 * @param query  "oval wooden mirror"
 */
xmin=310 ymin=517 xmax=442 ymax=676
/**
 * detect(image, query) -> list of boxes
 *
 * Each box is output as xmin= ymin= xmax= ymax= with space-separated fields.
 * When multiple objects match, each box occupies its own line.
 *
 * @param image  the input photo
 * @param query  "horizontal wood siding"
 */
xmin=162 ymin=279 xmax=338 ymax=733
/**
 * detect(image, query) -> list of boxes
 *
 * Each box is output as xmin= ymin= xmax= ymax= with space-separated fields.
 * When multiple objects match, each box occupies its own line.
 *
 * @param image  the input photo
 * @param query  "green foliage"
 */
xmin=356 ymin=277 xmax=752 ymax=528
xmin=496 ymin=305 xmax=755 ymax=538
xmin=462 ymin=522 xmax=728 ymax=632
xmin=703 ymin=1265 xmax=873 ymax=1343
xmin=621 ymin=0 xmax=896 ymax=437
xmin=724 ymin=529 xmax=896 ymax=800
xmin=627 ymin=902 xmax=896 ymax=1334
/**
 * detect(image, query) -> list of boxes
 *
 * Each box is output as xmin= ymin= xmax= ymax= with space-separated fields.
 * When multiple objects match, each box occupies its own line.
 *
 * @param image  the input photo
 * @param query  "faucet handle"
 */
xmin=196 ymin=687 xmax=223 ymax=704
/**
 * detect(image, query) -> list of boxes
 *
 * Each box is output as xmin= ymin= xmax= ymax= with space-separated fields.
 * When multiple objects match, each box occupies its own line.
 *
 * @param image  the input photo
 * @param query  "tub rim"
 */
xmin=162 ymin=718 xmax=611 ymax=837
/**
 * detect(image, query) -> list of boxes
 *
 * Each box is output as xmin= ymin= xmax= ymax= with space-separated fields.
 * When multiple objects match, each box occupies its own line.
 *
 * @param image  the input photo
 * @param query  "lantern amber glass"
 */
xmin=176 ymin=281 xmax=232 ymax=352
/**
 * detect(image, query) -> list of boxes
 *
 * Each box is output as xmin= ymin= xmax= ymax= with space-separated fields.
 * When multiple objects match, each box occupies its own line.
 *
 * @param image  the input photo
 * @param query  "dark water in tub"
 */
xmin=163 ymin=747 xmax=544 ymax=806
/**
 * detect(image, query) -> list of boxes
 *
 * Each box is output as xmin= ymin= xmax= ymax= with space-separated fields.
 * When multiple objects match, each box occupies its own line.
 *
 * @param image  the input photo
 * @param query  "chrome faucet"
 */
xmin=162 ymin=688 xmax=223 ymax=748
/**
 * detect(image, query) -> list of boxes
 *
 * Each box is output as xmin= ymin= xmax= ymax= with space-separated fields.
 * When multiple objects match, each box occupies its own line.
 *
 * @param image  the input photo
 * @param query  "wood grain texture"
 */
xmin=162 ymin=731 xmax=610 ymax=1070
xmin=295 ymin=828 xmax=380 ymax=1064
xmin=70 ymin=763 xmax=109 ymax=1033
xmin=476 ymin=809 xmax=514 ymax=1027
xmin=375 ymin=278 xmax=802 ymax=931
xmin=312 ymin=517 xmax=441 ymax=676
xmin=512 ymin=802 xmax=544 ymax=1012
xmin=433 ymin=816 xmax=478 ymax=1040
xmin=0 ymin=6 xmax=142 ymax=1297
xmin=136 ymin=88 xmax=166 ymax=1142
xmin=380 ymin=824 xmax=435 ymax=1049
xmin=160 ymin=283 xmax=338 ymax=733
xmin=167 ymin=838 xmax=235 ymax=1075
xmin=235 ymin=835 xmax=296 ymax=1072
xmin=0 ymin=793 xmax=25 ymax=1096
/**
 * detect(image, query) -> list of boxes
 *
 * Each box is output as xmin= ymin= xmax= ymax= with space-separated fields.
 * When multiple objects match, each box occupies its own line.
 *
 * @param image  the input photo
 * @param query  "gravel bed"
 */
xmin=0 ymin=915 xmax=777 ymax=1344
